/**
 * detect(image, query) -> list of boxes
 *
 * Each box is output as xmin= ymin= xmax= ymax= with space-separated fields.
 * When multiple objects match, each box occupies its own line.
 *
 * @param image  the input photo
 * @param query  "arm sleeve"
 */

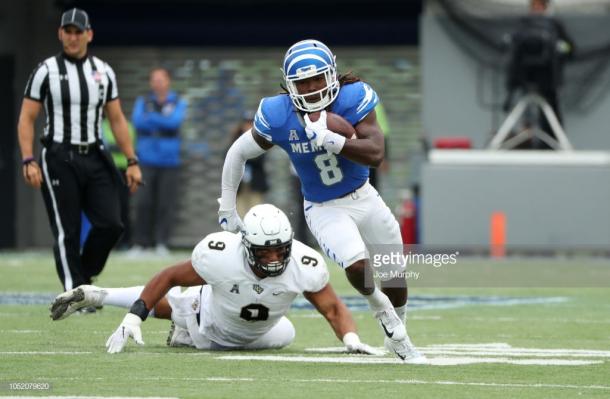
xmin=23 ymin=63 xmax=49 ymax=102
xmin=219 ymin=130 xmax=268 ymax=210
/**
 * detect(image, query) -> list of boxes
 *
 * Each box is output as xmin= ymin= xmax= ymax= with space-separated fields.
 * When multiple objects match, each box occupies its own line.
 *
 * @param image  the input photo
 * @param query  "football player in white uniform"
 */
xmin=50 ymin=204 xmax=379 ymax=355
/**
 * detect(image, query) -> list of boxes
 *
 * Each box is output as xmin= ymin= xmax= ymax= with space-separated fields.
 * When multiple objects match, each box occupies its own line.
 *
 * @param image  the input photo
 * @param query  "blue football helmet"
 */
xmin=282 ymin=39 xmax=339 ymax=112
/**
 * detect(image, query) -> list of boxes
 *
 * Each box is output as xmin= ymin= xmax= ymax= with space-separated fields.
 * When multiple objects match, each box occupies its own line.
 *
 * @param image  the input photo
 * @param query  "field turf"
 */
xmin=1 ymin=251 xmax=609 ymax=398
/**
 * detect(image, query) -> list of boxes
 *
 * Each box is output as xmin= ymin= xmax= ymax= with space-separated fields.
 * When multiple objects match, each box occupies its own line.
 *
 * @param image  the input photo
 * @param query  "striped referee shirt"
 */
xmin=23 ymin=53 xmax=119 ymax=145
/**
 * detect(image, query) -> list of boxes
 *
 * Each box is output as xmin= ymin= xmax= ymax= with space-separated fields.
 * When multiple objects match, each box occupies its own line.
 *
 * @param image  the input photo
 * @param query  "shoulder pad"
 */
xmin=291 ymin=240 xmax=329 ymax=293
xmin=253 ymin=95 xmax=292 ymax=141
xmin=191 ymin=231 xmax=242 ymax=283
xmin=333 ymin=82 xmax=379 ymax=125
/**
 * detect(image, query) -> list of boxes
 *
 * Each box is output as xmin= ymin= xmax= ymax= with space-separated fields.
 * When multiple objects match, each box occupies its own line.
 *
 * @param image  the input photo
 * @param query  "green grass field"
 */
xmin=1 ymin=251 xmax=609 ymax=398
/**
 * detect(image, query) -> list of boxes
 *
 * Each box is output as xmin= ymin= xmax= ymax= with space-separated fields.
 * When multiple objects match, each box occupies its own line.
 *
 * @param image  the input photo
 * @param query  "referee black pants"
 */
xmin=40 ymin=144 xmax=123 ymax=291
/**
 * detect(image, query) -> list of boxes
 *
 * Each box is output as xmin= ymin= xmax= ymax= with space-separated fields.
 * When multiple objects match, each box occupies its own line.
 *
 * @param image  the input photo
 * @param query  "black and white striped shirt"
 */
xmin=24 ymin=53 xmax=119 ymax=145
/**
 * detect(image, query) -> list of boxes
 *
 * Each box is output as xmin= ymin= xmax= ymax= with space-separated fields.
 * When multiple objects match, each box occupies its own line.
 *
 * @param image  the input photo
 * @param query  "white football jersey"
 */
xmin=191 ymin=231 xmax=328 ymax=347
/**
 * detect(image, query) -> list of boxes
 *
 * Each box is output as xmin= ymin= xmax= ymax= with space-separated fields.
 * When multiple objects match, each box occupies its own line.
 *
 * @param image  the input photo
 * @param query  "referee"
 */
xmin=17 ymin=8 xmax=142 ymax=293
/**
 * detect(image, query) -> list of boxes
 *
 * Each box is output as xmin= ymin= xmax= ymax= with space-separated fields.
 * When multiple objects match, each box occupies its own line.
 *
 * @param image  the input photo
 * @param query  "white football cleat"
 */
xmin=50 ymin=285 xmax=107 ymax=321
xmin=374 ymin=308 xmax=406 ymax=341
xmin=166 ymin=322 xmax=193 ymax=347
xmin=385 ymin=336 xmax=428 ymax=364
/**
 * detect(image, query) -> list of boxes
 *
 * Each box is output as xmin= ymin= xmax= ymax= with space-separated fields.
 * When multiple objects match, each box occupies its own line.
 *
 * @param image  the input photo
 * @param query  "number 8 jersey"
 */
xmin=191 ymin=231 xmax=329 ymax=347
xmin=253 ymin=81 xmax=379 ymax=202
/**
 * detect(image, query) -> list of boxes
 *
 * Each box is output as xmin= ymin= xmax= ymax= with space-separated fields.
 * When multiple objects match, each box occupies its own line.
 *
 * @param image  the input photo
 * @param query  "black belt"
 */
xmin=48 ymin=142 xmax=99 ymax=155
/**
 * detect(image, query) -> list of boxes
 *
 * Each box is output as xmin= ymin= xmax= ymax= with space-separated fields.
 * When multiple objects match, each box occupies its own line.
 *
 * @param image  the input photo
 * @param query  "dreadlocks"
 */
xmin=279 ymin=71 xmax=362 ymax=95
xmin=338 ymin=71 xmax=361 ymax=86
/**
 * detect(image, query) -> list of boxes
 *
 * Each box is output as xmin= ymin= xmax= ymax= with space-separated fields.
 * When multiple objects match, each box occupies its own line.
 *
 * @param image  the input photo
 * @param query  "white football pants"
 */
xmin=167 ymin=286 xmax=295 ymax=350
xmin=304 ymin=181 xmax=405 ymax=280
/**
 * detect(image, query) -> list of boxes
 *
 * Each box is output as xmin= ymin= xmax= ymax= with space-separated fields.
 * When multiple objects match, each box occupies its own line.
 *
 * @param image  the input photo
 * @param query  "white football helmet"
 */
xmin=282 ymin=39 xmax=339 ymax=112
xmin=242 ymin=204 xmax=294 ymax=277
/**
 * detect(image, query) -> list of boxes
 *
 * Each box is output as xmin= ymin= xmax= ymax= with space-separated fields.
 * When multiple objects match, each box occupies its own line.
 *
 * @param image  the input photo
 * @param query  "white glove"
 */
xmin=106 ymin=313 xmax=144 ymax=354
xmin=304 ymin=111 xmax=346 ymax=154
xmin=343 ymin=332 xmax=385 ymax=356
xmin=217 ymin=199 xmax=245 ymax=233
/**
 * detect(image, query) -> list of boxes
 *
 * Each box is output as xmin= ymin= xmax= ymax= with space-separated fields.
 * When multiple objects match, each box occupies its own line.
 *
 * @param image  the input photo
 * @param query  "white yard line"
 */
xmin=158 ymin=376 xmax=610 ymax=390
xmin=17 ymin=376 xmax=610 ymax=391
xmin=0 ymin=397 xmax=178 ymax=399
xmin=218 ymin=354 xmax=602 ymax=366
xmin=410 ymin=316 xmax=442 ymax=320
xmin=425 ymin=343 xmax=610 ymax=356
xmin=305 ymin=343 xmax=610 ymax=357
xmin=45 ymin=375 xmax=610 ymax=391
xmin=423 ymin=349 xmax=610 ymax=357
xmin=0 ymin=351 xmax=214 ymax=357
xmin=291 ymin=378 xmax=610 ymax=390
xmin=0 ymin=351 xmax=92 ymax=355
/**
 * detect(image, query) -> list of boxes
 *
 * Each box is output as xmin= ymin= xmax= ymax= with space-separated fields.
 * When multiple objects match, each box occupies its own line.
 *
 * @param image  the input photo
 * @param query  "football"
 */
xmin=308 ymin=111 xmax=357 ymax=139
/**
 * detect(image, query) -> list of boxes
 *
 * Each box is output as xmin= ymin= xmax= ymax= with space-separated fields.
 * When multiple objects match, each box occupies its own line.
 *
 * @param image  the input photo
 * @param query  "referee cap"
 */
xmin=60 ymin=8 xmax=91 ymax=31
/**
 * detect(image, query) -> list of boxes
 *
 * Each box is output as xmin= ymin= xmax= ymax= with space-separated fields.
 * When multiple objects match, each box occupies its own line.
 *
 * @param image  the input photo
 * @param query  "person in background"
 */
xmin=102 ymin=119 xmax=136 ymax=249
xmin=228 ymin=111 xmax=269 ymax=217
xmin=130 ymin=67 xmax=187 ymax=256
xmin=80 ymin=119 xmax=136 ymax=250
xmin=504 ymin=0 xmax=574 ymax=148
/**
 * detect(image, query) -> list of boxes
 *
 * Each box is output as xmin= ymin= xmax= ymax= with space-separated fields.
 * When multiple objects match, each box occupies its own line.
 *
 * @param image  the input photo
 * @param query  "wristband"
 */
xmin=127 ymin=157 xmax=139 ymax=167
xmin=22 ymin=156 xmax=36 ymax=166
xmin=128 ymin=298 xmax=149 ymax=321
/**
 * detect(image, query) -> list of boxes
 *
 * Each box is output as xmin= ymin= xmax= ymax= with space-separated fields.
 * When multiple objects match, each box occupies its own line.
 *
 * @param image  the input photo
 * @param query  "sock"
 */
xmin=364 ymin=288 xmax=393 ymax=312
xmin=394 ymin=304 xmax=407 ymax=326
xmin=103 ymin=286 xmax=145 ymax=308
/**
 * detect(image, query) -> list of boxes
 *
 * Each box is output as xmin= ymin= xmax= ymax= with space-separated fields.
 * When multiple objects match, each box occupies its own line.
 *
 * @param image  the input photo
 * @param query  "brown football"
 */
xmin=308 ymin=112 xmax=357 ymax=139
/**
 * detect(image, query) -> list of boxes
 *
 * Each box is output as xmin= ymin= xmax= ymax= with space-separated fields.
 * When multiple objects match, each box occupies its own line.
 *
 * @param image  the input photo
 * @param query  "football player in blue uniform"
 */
xmin=218 ymin=40 xmax=425 ymax=363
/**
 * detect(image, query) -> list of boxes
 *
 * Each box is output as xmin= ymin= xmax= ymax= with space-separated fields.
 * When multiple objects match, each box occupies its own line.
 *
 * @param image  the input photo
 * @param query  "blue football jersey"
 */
xmin=253 ymin=81 xmax=379 ymax=202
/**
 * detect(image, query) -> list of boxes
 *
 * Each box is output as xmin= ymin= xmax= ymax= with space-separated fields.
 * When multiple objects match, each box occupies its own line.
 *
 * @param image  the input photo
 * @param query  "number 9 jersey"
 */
xmin=253 ymin=81 xmax=379 ymax=202
xmin=190 ymin=231 xmax=329 ymax=347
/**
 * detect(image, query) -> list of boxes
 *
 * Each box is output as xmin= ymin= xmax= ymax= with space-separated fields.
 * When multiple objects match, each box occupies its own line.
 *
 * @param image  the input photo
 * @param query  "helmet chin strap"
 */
xmin=243 ymin=241 xmax=291 ymax=278
xmin=252 ymin=260 xmax=286 ymax=278
xmin=299 ymin=92 xmax=330 ymax=112
xmin=249 ymin=263 xmax=269 ymax=279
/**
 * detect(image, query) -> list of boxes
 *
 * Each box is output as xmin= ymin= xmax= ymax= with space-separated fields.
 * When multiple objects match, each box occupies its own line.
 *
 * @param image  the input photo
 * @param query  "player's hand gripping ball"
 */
xmin=307 ymin=111 xmax=357 ymax=139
